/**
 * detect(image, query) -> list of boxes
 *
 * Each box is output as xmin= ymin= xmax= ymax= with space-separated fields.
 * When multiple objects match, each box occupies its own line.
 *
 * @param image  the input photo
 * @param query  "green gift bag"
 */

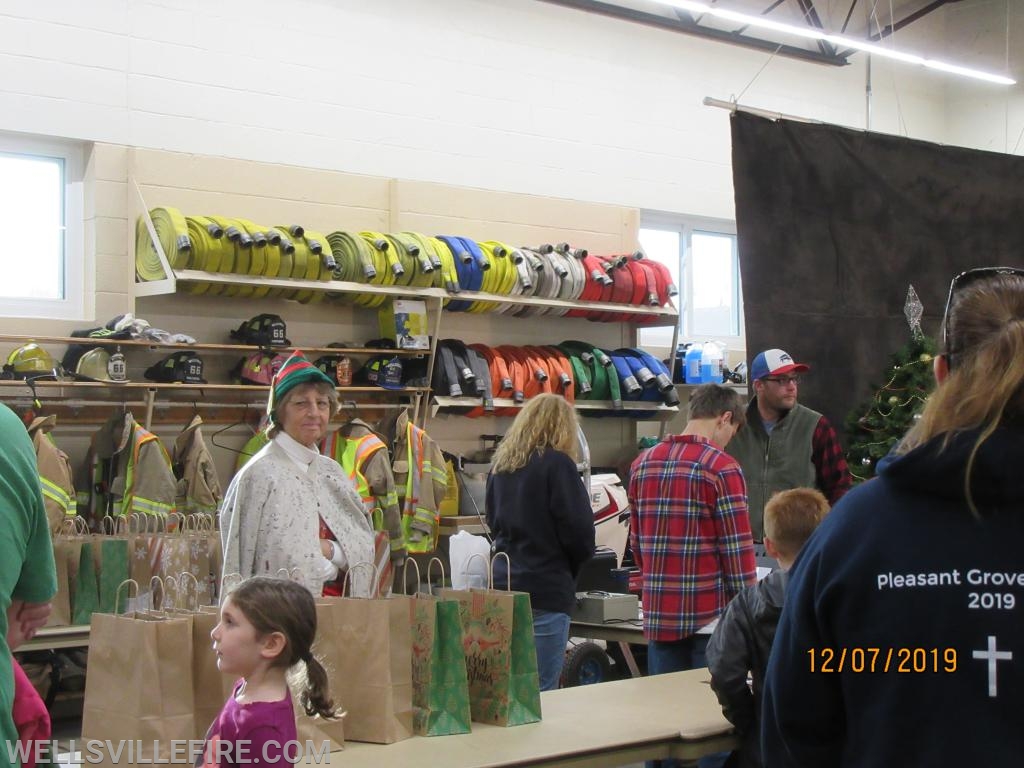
xmin=408 ymin=558 xmax=471 ymax=736
xmin=97 ymin=537 xmax=130 ymax=614
xmin=71 ymin=541 xmax=101 ymax=625
xmin=439 ymin=585 xmax=542 ymax=726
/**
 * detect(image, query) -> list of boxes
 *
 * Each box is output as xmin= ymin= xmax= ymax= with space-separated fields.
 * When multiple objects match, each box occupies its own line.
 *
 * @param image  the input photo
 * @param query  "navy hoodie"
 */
xmin=762 ymin=425 xmax=1024 ymax=767
xmin=486 ymin=447 xmax=596 ymax=614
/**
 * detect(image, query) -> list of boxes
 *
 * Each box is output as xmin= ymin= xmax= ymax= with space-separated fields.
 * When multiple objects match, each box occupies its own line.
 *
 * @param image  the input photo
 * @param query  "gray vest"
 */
xmin=727 ymin=400 xmax=819 ymax=540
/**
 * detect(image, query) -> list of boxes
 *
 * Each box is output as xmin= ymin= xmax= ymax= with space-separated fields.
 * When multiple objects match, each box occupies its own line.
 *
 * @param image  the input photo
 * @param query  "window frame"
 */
xmin=638 ymin=210 xmax=744 ymax=348
xmin=0 ymin=132 xmax=86 ymax=320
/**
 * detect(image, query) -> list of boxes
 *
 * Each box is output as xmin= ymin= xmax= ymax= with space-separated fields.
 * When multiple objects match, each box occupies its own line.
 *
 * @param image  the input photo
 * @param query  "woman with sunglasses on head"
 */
xmin=761 ymin=267 xmax=1024 ymax=767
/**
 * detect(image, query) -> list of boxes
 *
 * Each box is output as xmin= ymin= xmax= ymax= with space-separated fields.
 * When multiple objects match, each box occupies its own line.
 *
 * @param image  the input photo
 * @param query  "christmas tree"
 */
xmin=844 ymin=286 xmax=936 ymax=482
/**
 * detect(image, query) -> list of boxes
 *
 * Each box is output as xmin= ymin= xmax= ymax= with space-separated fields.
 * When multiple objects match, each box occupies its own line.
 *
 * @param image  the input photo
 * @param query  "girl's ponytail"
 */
xmin=299 ymin=655 xmax=338 ymax=719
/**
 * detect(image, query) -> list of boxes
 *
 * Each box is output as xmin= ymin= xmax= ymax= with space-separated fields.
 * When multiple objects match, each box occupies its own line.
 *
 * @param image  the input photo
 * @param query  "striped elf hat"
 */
xmin=267 ymin=351 xmax=334 ymax=425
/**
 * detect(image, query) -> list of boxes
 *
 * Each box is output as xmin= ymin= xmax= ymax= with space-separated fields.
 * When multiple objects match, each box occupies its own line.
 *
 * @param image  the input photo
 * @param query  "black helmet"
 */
xmin=145 ymin=351 xmax=207 ymax=384
xmin=230 ymin=314 xmax=290 ymax=346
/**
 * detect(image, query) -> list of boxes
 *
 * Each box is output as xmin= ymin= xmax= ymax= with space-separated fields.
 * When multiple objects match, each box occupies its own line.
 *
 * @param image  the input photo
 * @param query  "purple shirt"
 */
xmin=198 ymin=681 xmax=296 ymax=768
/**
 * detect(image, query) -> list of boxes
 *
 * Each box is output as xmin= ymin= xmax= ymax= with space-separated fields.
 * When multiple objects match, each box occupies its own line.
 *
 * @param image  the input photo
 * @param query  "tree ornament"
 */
xmin=861 ymin=456 xmax=872 ymax=466
xmin=919 ymin=353 xmax=932 ymax=363
xmin=888 ymin=395 xmax=899 ymax=405
xmin=913 ymin=413 xmax=922 ymax=421
xmin=904 ymin=285 xmax=924 ymax=340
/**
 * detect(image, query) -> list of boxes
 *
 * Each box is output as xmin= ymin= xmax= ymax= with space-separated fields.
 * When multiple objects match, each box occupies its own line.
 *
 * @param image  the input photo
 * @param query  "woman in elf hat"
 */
xmin=219 ymin=352 xmax=376 ymax=597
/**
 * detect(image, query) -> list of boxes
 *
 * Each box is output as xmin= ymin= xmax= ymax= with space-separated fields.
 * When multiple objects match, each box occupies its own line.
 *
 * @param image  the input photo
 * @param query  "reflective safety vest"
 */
xmin=379 ymin=411 xmax=448 ymax=553
xmin=88 ymin=413 xmax=177 ymax=522
xmin=28 ymin=415 xmax=76 ymax=533
xmin=323 ymin=429 xmax=403 ymax=557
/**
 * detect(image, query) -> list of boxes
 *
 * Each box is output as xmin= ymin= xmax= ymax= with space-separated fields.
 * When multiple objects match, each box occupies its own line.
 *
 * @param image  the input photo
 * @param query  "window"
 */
xmin=637 ymin=212 xmax=743 ymax=349
xmin=0 ymin=133 xmax=85 ymax=319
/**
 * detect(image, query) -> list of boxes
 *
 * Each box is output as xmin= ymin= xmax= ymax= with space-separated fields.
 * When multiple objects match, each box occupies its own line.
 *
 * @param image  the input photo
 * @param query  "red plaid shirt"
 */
xmin=628 ymin=435 xmax=756 ymax=641
xmin=811 ymin=416 xmax=852 ymax=504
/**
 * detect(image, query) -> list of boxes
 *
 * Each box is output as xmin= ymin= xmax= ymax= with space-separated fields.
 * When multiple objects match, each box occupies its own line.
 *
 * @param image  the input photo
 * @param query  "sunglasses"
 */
xmin=942 ymin=266 xmax=1024 ymax=361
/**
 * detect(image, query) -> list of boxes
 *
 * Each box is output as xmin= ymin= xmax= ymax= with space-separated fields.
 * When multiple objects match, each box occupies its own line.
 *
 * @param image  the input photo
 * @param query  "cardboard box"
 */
xmin=379 ymin=299 xmax=429 ymax=350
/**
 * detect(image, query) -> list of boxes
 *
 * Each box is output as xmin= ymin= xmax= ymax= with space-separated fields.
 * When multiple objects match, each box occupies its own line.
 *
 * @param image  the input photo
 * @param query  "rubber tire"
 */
xmin=561 ymin=641 xmax=613 ymax=687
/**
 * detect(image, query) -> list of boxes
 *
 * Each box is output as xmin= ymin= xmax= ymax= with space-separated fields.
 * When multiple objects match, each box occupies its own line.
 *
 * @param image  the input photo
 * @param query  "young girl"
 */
xmin=202 ymin=577 xmax=336 ymax=768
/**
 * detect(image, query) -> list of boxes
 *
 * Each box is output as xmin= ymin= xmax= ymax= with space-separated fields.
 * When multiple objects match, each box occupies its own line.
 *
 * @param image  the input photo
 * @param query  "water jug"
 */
xmin=684 ymin=343 xmax=703 ymax=384
xmin=700 ymin=341 xmax=724 ymax=384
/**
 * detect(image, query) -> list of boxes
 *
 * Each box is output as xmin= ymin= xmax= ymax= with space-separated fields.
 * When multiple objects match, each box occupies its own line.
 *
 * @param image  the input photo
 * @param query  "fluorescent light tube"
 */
xmin=659 ymin=0 xmax=1016 ymax=85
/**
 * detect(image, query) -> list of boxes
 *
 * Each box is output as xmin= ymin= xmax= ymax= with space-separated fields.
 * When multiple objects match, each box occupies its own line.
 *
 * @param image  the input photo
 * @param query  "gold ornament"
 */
xmin=919 ymin=353 xmax=932 ymax=363
xmin=888 ymin=396 xmax=899 ymax=405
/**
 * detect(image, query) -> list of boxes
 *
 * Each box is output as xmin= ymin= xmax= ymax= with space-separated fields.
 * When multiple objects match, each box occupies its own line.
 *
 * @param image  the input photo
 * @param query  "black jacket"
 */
xmin=486 ymin=448 xmax=596 ymax=613
xmin=762 ymin=425 xmax=1024 ymax=767
xmin=706 ymin=570 xmax=787 ymax=768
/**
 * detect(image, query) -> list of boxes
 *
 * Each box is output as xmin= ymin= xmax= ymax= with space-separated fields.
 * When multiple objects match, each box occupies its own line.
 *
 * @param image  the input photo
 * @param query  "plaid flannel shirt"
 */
xmin=628 ymin=435 xmax=756 ymax=642
xmin=811 ymin=415 xmax=853 ymax=504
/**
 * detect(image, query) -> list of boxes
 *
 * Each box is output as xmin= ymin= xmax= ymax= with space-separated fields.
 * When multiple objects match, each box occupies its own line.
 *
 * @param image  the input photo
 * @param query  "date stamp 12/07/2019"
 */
xmin=807 ymin=647 xmax=958 ymax=674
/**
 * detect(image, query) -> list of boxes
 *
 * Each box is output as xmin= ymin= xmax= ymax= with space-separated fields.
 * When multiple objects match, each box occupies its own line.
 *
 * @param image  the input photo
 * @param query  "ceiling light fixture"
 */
xmin=658 ymin=0 xmax=1016 ymax=85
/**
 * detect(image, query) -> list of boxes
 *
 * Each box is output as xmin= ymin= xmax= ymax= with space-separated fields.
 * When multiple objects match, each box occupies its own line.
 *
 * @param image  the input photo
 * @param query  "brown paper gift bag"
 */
xmin=46 ymin=540 xmax=72 ymax=627
xmin=316 ymin=564 xmax=413 ymax=744
xmin=81 ymin=581 xmax=195 ymax=766
xmin=47 ymin=517 xmax=90 ymax=627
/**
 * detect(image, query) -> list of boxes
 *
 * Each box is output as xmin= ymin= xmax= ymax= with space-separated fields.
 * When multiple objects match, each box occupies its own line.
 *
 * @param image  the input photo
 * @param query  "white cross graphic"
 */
xmin=972 ymin=635 xmax=1012 ymax=697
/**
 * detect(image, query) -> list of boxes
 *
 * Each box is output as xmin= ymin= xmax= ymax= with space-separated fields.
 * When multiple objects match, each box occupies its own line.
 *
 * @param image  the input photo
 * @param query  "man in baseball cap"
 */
xmin=727 ymin=348 xmax=851 ymax=542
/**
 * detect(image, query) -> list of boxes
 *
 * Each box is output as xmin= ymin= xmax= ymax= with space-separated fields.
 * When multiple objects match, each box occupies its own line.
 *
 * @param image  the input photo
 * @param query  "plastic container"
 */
xmin=684 ymin=343 xmax=703 ymax=384
xmin=700 ymin=341 xmax=724 ymax=384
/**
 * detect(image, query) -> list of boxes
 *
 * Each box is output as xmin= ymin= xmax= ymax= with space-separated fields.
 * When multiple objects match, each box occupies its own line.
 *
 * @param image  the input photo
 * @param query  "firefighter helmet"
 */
xmin=3 ymin=343 xmax=59 ymax=379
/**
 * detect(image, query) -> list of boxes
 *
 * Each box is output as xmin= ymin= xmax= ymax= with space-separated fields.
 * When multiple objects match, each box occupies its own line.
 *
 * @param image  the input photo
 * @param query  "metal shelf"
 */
xmin=136 ymin=268 xmax=679 ymax=325
xmin=431 ymin=395 xmax=678 ymax=420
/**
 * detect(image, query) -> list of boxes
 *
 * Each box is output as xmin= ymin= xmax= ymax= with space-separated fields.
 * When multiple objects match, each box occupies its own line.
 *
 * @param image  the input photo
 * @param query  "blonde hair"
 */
xmin=764 ymin=488 xmax=829 ymax=560
xmin=899 ymin=272 xmax=1024 ymax=515
xmin=267 ymin=381 xmax=339 ymax=439
xmin=491 ymin=394 xmax=580 ymax=474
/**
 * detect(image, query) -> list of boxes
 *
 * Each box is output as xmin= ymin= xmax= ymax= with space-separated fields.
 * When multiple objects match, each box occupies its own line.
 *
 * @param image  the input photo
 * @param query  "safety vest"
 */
xmin=323 ymin=430 xmax=403 ymax=556
xmin=28 ymin=415 xmax=76 ymax=532
xmin=90 ymin=415 xmax=176 ymax=520
xmin=396 ymin=417 xmax=447 ymax=553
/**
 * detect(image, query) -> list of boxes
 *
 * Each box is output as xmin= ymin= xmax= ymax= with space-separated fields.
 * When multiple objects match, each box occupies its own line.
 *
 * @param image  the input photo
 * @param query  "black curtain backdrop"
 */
xmin=730 ymin=111 xmax=1024 ymax=443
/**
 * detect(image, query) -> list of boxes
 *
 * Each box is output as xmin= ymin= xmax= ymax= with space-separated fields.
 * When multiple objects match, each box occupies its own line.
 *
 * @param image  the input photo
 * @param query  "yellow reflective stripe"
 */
xmin=39 ymin=477 xmax=73 ymax=513
xmin=130 ymin=496 xmax=172 ymax=517
xmin=413 ymin=504 xmax=436 ymax=527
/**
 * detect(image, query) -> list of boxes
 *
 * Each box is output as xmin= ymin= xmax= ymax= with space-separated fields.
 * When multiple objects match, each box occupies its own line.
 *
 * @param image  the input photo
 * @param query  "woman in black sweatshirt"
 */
xmin=486 ymin=394 xmax=596 ymax=690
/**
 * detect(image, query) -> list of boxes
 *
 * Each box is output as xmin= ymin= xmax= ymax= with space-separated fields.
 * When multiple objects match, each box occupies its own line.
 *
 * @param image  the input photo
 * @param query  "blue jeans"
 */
xmin=647 ymin=634 xmax=710 ymax=675
xmin=647 ymin=635 xmax=724 ymax=768
xmin=532 ymin=609 xmax=570 ymax=691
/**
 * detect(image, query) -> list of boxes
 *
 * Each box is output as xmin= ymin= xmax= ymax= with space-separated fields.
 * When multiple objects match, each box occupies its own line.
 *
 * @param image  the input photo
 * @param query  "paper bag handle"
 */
xmin=401 ymin=558 xmax=422 ymax=595
xmin=342 ymin=561 xmax=379 ymax=598
xmin=178 ymin=572 xmax=202 ymax=612
xmin=465 ymin=552 xmax=493 ymax=589
xmin=219 ymin=572 xmax=244 ymax=604
xmin=426 ymin=556 xmax=447 ymax=588
xmin=115 ymin=579 xmax=139 ymax=615
xmin=99 ymin=516 xmax=116 ymax=535
xmin=150 ymin=576 xmax=165 ymax=611
xmin=161 ymin=575 xmax=181 ymax=610
xmin=491 ymin=551 xmax=511 ymax=591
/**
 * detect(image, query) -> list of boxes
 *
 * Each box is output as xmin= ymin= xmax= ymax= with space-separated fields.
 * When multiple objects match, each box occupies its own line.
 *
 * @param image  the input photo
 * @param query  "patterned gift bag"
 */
xmin=438 ymin=554 xmax=541 ymax=726
xmin=406 ymin=559 xmax=471 ymax=736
